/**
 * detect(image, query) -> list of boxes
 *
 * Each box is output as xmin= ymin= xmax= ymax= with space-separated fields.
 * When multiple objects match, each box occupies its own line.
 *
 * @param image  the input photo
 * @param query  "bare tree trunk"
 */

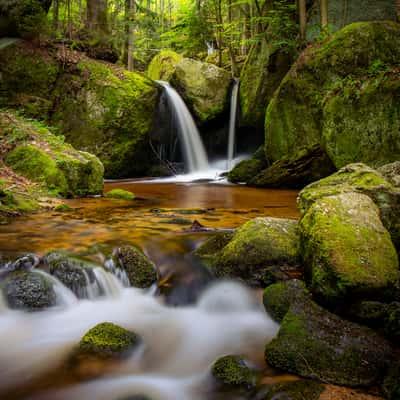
xmin=86 ymin=0 xmax=108 ymax=32
xmin=217 ymin=0 xmax=223 ymax=67
xmin=53 ymin=0 xmax=59 ymax=30
xmin=67 ymin=0 xmax=72 ymax=38
xmin=320 ymin=0 xmax=328 ymax=29
xmin=127 ymin=0 xmax=135 ymax=71
xmin=298 ymin=0 xmax=307 ymax=42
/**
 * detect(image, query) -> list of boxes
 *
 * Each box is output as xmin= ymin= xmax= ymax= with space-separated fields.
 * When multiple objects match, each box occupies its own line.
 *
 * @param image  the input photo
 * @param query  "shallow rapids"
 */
xmin=0 ymin=276 xmax=279 ymax=400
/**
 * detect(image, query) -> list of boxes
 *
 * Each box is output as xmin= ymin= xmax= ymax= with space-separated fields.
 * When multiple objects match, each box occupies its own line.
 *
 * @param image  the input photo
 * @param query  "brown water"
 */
xmin=0 ymin=181 xmax=299 ymax=257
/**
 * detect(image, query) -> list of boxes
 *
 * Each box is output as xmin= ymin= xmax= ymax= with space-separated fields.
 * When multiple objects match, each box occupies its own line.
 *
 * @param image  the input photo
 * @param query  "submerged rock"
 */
xmin=214 ymin=217 xmax=300 ymax=286
xmin=255 ymin=379 xmax=324 ymax=400
xmin=170 ymin=58 xmax=231 ymax=122
xmin=105 ymin=189 xmax=135 ymax=201
xmin=114 ymin=246 xmax=157 ymax=288
xmin=77 ymin=322 xmax=140 ymax=359
xmin=1 ymin=271 xmax=56 ymax=311
xmin=265 ymin=299 xmax=392 ymax=387
xmin=211 ymin=355 xmax=257 ymax=390
xmin=300 ymin=192 xmax=399 ymax=307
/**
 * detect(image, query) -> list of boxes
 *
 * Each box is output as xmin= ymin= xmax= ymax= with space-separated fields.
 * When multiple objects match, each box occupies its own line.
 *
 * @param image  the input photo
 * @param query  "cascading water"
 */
xmin=227 ymin=79 xmax=239 ymax=170
xmin=157 ymin=81 xmax=209 ymax=173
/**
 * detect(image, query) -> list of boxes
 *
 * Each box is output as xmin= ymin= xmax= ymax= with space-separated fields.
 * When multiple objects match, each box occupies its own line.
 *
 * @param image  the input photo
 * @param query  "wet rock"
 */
xmin=211 ymin=355 xmax=257 ymax=390
xmin=300 ymin=192 xmax=399 ymax=307
xmin=214 ymin=217 xmax=300 ymax=286
xmin=265 ymin=299 xmax=392 ymax=387
xmin=255 ymin=379 xmax=324 ymax=400
xmin=114 ymin=246 xmax=157 ymax=288
xmin=250 ymin=145 xmax=336 ymax=189
xmin=76 ymin=322 xmax=140 ymax=359
xmin=379 ymin=161 xmax=400 ymax=188
xmin=263 ymin=280 xmax=310 ymax=323
xmin=105 ymin=189 xmax=135 ymax=201
xmin=384 ymin=302 xmax=400 ymax=342
xmin=383 ymin=361 xmax=400 ymax=400
xmin=194 ymin=232 xmax=235 ymax=267
xmin=228 ymin=159 xmax=266 ymax=184
xmin=1 ymin=271 xmax=56 ymax=311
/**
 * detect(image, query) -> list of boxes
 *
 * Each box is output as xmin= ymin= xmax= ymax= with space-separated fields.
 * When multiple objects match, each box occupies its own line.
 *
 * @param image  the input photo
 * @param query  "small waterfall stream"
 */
xmin=157 ymin=81 xmax=209 ymax=173
xmin=227 ymin=79 xmax=239 ymax=170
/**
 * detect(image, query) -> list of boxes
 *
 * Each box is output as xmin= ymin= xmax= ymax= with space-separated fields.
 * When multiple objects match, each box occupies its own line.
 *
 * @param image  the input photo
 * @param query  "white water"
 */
xmin=227 ymin=80 xmax=239 ymax=170
xmin=157 ymin=81 xmax=209 ymax=173
xmin=0 ymin=279 xmax=279 ymax=399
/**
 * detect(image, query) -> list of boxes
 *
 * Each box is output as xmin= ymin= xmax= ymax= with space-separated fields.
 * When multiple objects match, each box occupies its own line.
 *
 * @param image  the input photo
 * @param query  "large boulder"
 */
xmin=264 ymin=22 xmax=400 ymax=168
xmin=0 ymin=41 xmax=159 ymax=178
xmin=0 ymin=111 xmax=103 ymax=197
xmin=170 ymin=58 xmax=231 ymax=123
xmin=147 ymin=50 xmax=182 ymax=81
xmin=265 ymin=299 xmax=392 ymax=387
xmin=214 ymin=217 xmax=300 ymax=286
xmin=1 ymin=271 xmax=56 ymax=311
xmin=298 ymin=163 xmax=400 ymax=252
xmin=299 ymin=192 xmax=399 ymax=307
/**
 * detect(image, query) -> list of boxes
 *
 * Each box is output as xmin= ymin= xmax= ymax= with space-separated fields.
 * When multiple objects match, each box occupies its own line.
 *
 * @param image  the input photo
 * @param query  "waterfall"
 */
xmin=157 ymin=81 xmax=209 ymax=173
xmin=227 ymin=79 xmax=239 ymax=170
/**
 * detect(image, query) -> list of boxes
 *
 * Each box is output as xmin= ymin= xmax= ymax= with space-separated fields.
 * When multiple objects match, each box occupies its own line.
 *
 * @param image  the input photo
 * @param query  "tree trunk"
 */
xmin=127 ymin=0 xmax=135 ymax=71
xmin=53 ymin=0 xmax=59 ymax=30
xmin=298 ymin=0 xmax=307 ymax=42
xmin=86 ymin=0 xmax=108 ymax=32
xmin=320 ymin=0 xmax=328 ymax=29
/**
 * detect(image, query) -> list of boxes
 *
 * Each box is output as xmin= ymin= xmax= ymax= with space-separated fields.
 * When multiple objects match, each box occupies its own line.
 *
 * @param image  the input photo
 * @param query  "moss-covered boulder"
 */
xmin=263 ymin=280 xmax=310 ymax=323
xmin=300 ymin=192 xmax=399 ymax=306
xmin=265 ymin=299 xmax=392 ymax=387
xmin=211 ymin=355 xmax=257 ymax=390
xmin=214 ymin=217 xmax=300 ymax=286
xmin=265 ymin=22 xmax=400 ymax=167
xmin=298 ymin=163 xmax=400 ymax=251
xmin=170 ymin=58 xmax=231 ymax=122
xmin=105 ymin=189 xmax=135 ymax=201
xmin=1 ymin=271 xmax=56 ymax=311
xmin=0 ymin=111 xmax=103 ymax=197
xmin=379 ymin=161 xmax=400 ymax=188
xmin=114 ymin=245 xmax=157 ymax=288
xmin=0 ymin=41 xmax=159 ymax=178
xmin=256 ymin=379 xmax=324 ymax=400
xmin=250 ymin=145 xmax=336 ymax=189
xmin=147 ymin=50 xmax=182 ymax=81
xmin=228 ymin=159 xmax=265 ymax=184
xmin=77 ymin=322 xmax=140 ymax=359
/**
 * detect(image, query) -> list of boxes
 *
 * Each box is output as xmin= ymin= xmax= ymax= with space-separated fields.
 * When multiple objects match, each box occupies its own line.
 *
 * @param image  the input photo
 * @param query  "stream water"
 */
xmin=0 ymin=181 xmax=299 ymax=400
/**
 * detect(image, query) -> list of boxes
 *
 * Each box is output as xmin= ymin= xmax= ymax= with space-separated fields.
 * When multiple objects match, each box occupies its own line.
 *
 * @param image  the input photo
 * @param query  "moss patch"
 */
xmin=147 ymin=50 xmax=182 ymax=81
xmin=105 ymin=189 xmax=135 ymax=201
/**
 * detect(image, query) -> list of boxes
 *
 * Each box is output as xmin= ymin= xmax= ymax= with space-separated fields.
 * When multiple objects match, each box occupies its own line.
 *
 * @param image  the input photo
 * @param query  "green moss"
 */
xmin=78 ymin=322 xmax=139 ymax=358
xmin=54 ymin=203 xmax=73 ymax=212
xmin=211 ymin=355 xmax=257 ymax=389
xmin=105 ymin=189 xmax=135 ymax=201
xmin=228 ymin=159 xmax=264 ymax=184
xmin=194 ymin=232 xmax=235 ymax=267
xmin=147 ymin=50 xmax=182 ymax=81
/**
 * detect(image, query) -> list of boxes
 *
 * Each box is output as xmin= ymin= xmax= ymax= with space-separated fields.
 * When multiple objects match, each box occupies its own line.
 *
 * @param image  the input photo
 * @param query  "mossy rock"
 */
xmin=265 ymin=22 xmax=400 ymax=167
xmin=1 ymin=271 xmax=56 ymax=311
xmin=77 ymin=322 xmax=140 ymax=359
xmin=228 ymin=159 xmax=265 ymax=184
xmin=214 ymin=217 xmax=300 ymax=286
xmin=379 ymin=161 xmax=400 ymax=188
xmin=1 ymin=111 xmax=104 ymax=197
xmin=256 ymin=379 xmax=324 ymax=400
xmin=265 ymin=299 xmax=392 ymax=387
xmin=147 ymin=50 xmax=182 ymax=81
xmin=211 ymin=355 xmax=257 ymax=390
xmin=105 ymin=189 xmax=135 ymax=201
xmin=299 ymin=192 xmax=399 ymax=307
xmin=114 ymin=245 xmax=157 ymax=288
xmin=250 ymin=145 xmax=336 ymax=189
xmin=298 ymin=163 xmax=400 ymax=252
xmin=383 ymin=361 xmax=400 ymax=400
xmin=54 ymin=203 xmax=73 ymax=212
xmin=170 ymin=58 xmax=231 ymax=122
xmin=263 ymin=279 xmax=310 ymax=323
xmin=384 ymin=302 xmax=400 ymax=342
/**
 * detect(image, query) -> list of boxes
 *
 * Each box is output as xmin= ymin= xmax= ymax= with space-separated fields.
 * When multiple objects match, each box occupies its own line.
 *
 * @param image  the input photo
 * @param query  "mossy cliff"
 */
xmin=265 ymin=22 xmax=400 ymax=168
xmin=0 ymin=111 xmax=103 ymax=197
xmin=0 ymin=41 xmax=159 ymax=178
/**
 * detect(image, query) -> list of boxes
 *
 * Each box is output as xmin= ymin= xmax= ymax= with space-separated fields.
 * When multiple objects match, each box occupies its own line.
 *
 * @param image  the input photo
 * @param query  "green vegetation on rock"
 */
xmin=105 ymin=189 xmax=135 ymax=201
xmin=147 ymin=50 xmax=182 ymax=81
xmin=228 ymin=159 xmax=265 ymax=184
xmin=78 ymin=322 xmax=140 ymax=358
xmin=194 ymin=231 xmax=234 ymax=267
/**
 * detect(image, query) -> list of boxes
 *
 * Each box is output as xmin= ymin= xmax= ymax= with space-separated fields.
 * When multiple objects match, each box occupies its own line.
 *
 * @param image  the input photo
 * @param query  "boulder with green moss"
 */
xmin=265 ymin=22 xmax=400 ymax=168
xmin=299 ymin=192 xmax=399 ymax=307
xmin=194 ymin=232 xmax=235 ymax=267
xmin=105 ymin=189 xmax=135 ymax=201
xmin=379 ymin=161 xmax=400 ymax=188
xmin=265 ymin=299 xmax=392 ymax=387
xmin=1 ymin=271 xmax=56 ymax=311
xmin=77 ymin=322 xmax=140 ymax=359
xmin=250 ymin=144 xmax=336 ymax=189
xmin=211 ymin=355 xmax=257 ymax=390
xmin=170 ymin=58 xmax=231 ymax=122
xmin=0 ymin=41 xmax=159 ymax=178
xmin=114 ymin=245 xmax=157 ymax=288
xmin=298 ymin=163 xmax=400 ymax=251
xmin=1 ymin=111 xmax=103 ymax=197
xmin=256 ymin=379 xmax=324 ymax=400
xmin=214 ymin=217 xmax=300 ymax=286
xmin=228 ymin=159 xmax=265 ymax=184
xmin=263 ymin=280 xmax=310 ymax=323
xmin=147 ymin=50 xmax=182 ymax=81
